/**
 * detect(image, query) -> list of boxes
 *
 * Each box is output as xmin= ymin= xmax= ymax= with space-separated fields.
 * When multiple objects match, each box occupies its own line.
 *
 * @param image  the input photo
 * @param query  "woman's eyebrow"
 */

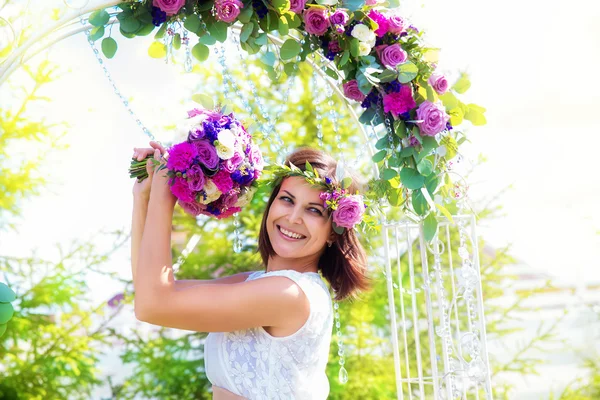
xmin=282 ymin=190 xmax=325 ymax=209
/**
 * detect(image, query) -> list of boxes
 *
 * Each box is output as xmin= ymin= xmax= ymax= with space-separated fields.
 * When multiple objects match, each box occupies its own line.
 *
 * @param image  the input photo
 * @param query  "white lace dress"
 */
xmin=204 ymin=269 xmax=334 ymax=399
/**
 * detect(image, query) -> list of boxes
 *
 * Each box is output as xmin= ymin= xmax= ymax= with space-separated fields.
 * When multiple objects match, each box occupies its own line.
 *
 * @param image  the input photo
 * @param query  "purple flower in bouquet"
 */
xmin=153 ymin=0 xmax=184 ymax=16
xmin=303 ymin=7 xmax=331 ymax=36
xmin=167 ymin=141 xmax=198 ymax=171
xmin=249 ymin=144 xmax=264 ymax=171
xmin=212 ymin=169 xmax=234 ymax=193
xmin=187 ymin=164 xmax=206 ymax=191
xmin=202 ymin=120 xmax=219 ymax=143
xmin=416 ymin=101 xmax=450 ymax=136
xmin=151 ymin=7 xmax=167 ymax=26
xmin=222 ymin=151 xmax=244 ymax=173
xmin=180 ymin=200 xmax=207 ymax=216
xmin=232 ymin=167 xmax=255 ymax=185
xmin=214 ymin=0 xmax=243 ymax=23
xmin=290 ymin=0 xmax=308 ymax=14
xmin=375 ymin=44 xmax=408 ymax=69
xmin=171 ymin=176 xmax=195 ymax=202
xmin=193 ymin=139 xmax=219 ymax=169
xmin=383 ymin=85 xmax=416 ymax=117
xmin=368 ymin=10 xmax=389 ymax=37
xmin=333 ymin=195 xmax=365 ymax=229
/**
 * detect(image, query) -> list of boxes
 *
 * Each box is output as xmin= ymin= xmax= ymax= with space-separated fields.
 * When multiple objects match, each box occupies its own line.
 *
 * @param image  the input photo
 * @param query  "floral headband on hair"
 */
xmin=263 ymin=161 xmax=369 ymax=234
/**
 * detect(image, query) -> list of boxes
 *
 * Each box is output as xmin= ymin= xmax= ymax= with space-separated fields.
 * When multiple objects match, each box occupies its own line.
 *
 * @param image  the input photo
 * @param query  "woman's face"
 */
xmin=266 ymin=176 xmax=333 ymax=261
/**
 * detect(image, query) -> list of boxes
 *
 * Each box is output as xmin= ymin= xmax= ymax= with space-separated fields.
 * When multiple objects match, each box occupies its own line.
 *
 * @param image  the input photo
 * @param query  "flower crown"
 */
xmin=263 ymin=161 xmax=368 ymax=234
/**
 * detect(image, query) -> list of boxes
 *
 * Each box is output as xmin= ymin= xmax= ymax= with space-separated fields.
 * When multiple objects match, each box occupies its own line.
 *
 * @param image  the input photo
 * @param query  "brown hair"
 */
xmin=257 ymin=147 xmax=371 ymax=301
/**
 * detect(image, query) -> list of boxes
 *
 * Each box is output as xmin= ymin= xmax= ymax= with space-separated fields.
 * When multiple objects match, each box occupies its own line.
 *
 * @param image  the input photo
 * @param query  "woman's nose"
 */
xmin=287 ymin=205 xmax=303 ymax=225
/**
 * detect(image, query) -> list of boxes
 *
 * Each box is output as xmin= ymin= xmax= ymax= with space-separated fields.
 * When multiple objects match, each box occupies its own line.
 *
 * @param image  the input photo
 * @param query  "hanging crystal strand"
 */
xmin=182 ymin=28 xmax=192 ymax=73
xmin=232 ymin=212 xmax=243 ymax=253
xmin=165 ymin=23 xmax=174 ymax=64
xmin=80 ymin=13 xmax=155 ymax=142
xmin=333 ymin=301 xmax=349 ymax=384
xmin=311 ymin=69 xmax=325 ymax=148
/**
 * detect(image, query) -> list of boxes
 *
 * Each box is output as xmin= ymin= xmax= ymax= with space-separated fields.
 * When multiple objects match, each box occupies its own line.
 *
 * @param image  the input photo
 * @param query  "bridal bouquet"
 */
xmin=129 ymin=107 xmax=263 ymax=219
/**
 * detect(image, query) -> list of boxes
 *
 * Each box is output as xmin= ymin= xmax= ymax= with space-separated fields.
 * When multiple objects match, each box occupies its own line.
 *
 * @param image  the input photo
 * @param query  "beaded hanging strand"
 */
xmin=333 ymin=300 xmax=348 ymax=384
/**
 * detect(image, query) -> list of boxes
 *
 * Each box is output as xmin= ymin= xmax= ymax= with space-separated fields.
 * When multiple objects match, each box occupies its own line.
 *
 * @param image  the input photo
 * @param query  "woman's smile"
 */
xmin=277 ymin=225 xmax=307 ymax=241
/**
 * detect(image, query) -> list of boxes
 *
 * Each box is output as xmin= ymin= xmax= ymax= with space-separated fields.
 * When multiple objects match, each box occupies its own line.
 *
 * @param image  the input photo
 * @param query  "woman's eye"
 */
xmin=279 ymin=196 xmax=293 ymax=203
xmin=310 ymin=208 xmax=323 ymax=216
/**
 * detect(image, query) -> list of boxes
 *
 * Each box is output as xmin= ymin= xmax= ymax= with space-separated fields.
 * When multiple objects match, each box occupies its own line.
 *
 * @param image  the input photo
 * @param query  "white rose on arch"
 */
xmin=351 ymin=24 xmax=376 ymax=47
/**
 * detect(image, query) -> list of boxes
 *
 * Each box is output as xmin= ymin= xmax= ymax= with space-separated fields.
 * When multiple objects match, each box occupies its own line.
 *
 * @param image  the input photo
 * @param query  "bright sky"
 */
xmin=1 ymin=0 xmax=599 ymax=298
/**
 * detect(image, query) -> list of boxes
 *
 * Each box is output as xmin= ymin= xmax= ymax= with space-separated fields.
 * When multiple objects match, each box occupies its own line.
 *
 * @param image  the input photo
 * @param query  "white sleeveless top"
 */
xmin=204 ymin=269 xmax=334 ymax=399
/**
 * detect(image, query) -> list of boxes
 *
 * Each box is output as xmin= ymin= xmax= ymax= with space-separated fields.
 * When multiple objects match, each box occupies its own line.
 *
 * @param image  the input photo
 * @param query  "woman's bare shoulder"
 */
xmin=174 ymin=270 xmax=256 ymax=291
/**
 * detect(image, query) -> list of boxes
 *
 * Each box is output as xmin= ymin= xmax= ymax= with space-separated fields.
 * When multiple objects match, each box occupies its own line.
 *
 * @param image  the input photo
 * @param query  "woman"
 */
xmin=131 ymin=142 xmax=370 ymax=399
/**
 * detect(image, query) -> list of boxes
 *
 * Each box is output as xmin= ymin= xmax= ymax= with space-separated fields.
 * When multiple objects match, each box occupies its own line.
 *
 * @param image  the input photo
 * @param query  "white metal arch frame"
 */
xmin=0 ymin=3 xmax=493 ymax=399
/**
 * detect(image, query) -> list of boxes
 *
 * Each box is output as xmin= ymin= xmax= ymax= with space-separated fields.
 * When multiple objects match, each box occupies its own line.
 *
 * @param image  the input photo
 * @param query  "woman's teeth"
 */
xmin=279 ymin=226 xmax=305 ymax=239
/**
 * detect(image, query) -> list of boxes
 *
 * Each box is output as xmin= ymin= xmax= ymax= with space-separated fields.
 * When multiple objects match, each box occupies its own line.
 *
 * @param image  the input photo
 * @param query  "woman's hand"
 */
xmin=131 ymin=141 xmax=168 ymax=200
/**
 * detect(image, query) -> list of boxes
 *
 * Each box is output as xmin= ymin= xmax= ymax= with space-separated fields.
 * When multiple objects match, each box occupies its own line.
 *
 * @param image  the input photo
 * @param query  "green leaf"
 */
xmin=0 ymin=283 xmax=16 ymax=303
xmin=387 ymin=188 xmax=403 ymax=206
xmin=453 ymin=73 xmax=471 ymax=94
xmin=441 ymin=136 xmax=458 ymax=160
xmin=342 ymin=0 xmax=366 ymax=12
xmin=0 ymin=302 xmax=14 ymax=325
xmin=89 ymin=9 xmax=110 ymax=27
xmin=278 ymin=16 xmax=289 ymax=36
xmin=397 ymin=61 xmax=418 ymax=83
xmin=173 ymin=33 xmax=181 ymax=50
xmin=316 ymin=0 xmax=338 ymax=4
xmin=191 ymin=42 xmax=210 ymax=61
xmin=394 ymin=119 xmax=407 ymax=137
xmin=198 ymin=34 xmax=217 ymax=45
xmin=421 ymin=136 xmax=438 ymax=155
xmin=341 ymin=177 xmax=353 ymax=189
xmin=333 ymin=222 xmax=345 ymax=235
xmin=0 ymin=323 xmax=6 ymax=337
xmin=261 ymin=51 xmax=276 ymax=66
xmin=240 ymin=22 xmax=254 ymax=42
xmin=154 ymin=23 xmax=167 ymax=39
xmin=435 ymin=204 xmax=454 ymax=223
xmin=439 ymin=91 xmax=458 ymax=110
xmin=399 ymin=167 xmax=424 ymax=190
xmin=464 ymin=104 xmax=487 ymax=126
xmin=339 ymin=50 xmax=350 ymax=67
xmin=356 ymin=70 xmax=373 ymax=95
xmin=238 ymin=5 xmax=254 ymax=23
xmin=372 ymin=149 xmax=387 ymax=163
xmin=412 ymin=190 xmax=428 ymax=215
xmin=423 ymin=213 xmax=438 ymax=242
xmin=359 ymin=108 xmax=375 ymax=125
xmin=184 ymin=14 xmax=201 ymax=33
xmin=280 ymin=39 xmax=301 ymax=60
xmin=255 ymin=33 xmax=268 ymax=45
xmin=207 ymin=21 xmax=228 ymax=42
xmin=382 ymin=168 xmax=398 ymax=180
xmin=192 ymin=93 xmax=214 ymax=109
xmin=375 ymin=136 xmax=388 ymax=150
xmin=101 ymin=37 xmax=118 ymax=59
xmin=399 ymin=146 xmax=414 ymax=158
xmin=283 ymin=62 xmax=296 ymax=76
xmin=378 ymin=69 xmax=398 ymax=83
xmin=135 ymin=23 xmax=155 ymax=36
xmin=424 ymin=173 xmax=439 ymax=196
xmin=350 ymin=38 xmax=360 ymax=58
xmin=148 ymin=41 xmax=166 ymax=58
xmin=90 ymin=25 xmax=105 ymax=42
xmin=273 ymin=0 xmax=291 ymax=10
xmin=324 ymin=67 xmax=338 ymax=80
xmin=120 ymin=16 xmax=141 ymax=33
xmin=449 ymin=107 xmax=464 ymax=126
xmin=388 ymin=156 xmax=401 ymax=168
xmin=417 ymin=158 xmax=433 ymax=176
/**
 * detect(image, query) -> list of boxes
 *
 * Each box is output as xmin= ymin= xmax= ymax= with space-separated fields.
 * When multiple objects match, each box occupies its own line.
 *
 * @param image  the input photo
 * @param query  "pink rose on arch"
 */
xmin=171 ymin=176 xmax=195 ymax=202
xmin=375 ymin=44 xmax=408 ymax=69
xmin=303 ymin=7 xmax=331 ymax=36
xmin=214 ymin=0 xmax=243 ymax=23
xmin=167 ymin=141 xmax=198 ymax=172
xmin=186 ymin=164 xmax=206 ymax=191
xmin=333 ymin=195 xmax=365 ymax=229
xmin=383 ymin=85 xmax=416 ymax=117
xmin=343 ymin=80 xmax=366 ymax=102
xmin=428 ymin=73 xmax=449 ymax=95
xmin=290 ymin=0 xmax=308 ymax=14
xmin=179 ymin=200 xmax=207 ymax=216
xmin=387 ymin=14 xmax=407 ymax=35
xmin=153 ymin=0 xmax=184 ymax=16
xmin=368 ymin=10 xmax=389 ymax=37
xmin=416 ymin=100 xmax=450 ymax=136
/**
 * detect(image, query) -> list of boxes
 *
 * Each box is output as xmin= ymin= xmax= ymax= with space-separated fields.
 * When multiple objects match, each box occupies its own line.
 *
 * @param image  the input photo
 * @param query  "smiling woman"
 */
xmin=131 ymin=146 xmax=371 ymax=399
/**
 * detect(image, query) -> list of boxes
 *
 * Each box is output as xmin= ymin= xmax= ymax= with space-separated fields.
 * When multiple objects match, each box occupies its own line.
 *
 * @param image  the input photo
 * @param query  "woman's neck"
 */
xmin=266 ymin=255 xmax=319 ymax=274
